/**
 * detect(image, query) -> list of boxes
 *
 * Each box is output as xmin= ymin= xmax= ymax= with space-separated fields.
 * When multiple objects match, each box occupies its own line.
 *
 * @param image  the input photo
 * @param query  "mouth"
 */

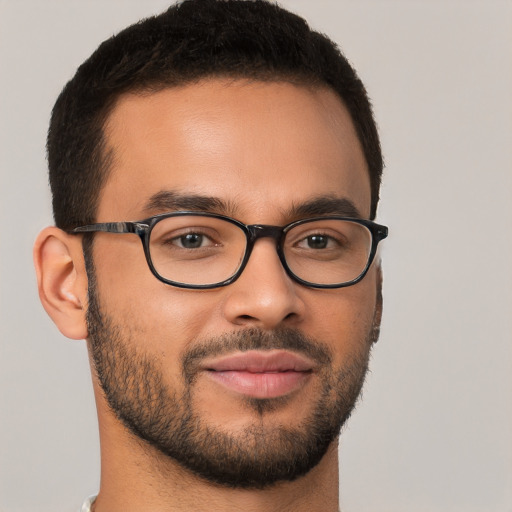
xmin=201 ymin=350 xmax=315 ymax=399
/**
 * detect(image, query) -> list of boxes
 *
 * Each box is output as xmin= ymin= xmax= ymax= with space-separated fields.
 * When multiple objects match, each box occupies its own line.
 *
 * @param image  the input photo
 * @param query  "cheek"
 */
xmin=147 ymin=291 xmax=225 ymax=348
xmin=304 ymin=274 xmax=378 ymax=362
xmin=91 ymin=240 xmax=224 ymax=357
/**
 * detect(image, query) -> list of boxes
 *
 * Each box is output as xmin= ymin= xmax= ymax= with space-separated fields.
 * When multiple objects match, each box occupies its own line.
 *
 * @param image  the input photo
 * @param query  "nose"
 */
xmin=221 ymin=238 xmax=305 ymax=330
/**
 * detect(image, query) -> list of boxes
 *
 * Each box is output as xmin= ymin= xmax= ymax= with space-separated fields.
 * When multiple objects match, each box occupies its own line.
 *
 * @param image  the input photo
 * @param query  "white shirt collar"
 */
xmin=80 ymin=495 xmax=97 ymax=512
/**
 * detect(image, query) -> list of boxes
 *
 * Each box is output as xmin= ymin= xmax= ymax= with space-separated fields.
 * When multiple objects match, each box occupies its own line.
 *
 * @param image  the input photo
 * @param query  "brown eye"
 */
xmin=304 ymin=235 xmax=329 ymax=249
xmin=176 ymin=233 xmax=207 ymax=249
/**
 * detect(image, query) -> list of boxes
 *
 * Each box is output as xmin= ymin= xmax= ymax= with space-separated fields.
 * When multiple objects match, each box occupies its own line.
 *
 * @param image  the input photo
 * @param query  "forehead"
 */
xmin=98 ymin=79 xmax=370 ymax=222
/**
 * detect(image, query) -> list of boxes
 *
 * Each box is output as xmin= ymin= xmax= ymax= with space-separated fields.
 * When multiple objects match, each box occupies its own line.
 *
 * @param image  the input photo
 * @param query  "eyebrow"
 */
xmin=142 ymin=190 xmax=362 ymax=220
xmin=143 ymin=190 xmax=237 ymax=216
xmin=286 ymin=196 xmax=362 ymax=219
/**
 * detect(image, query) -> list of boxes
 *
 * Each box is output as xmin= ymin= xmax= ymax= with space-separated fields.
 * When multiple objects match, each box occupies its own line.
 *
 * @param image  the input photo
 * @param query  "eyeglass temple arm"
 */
xmin=70 ymin=222 xmax=148 ymax=235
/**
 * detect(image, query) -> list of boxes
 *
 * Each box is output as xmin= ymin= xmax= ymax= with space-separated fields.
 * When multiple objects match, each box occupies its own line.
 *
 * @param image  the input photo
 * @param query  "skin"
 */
xmin=34 ymin=79 xmax=381 ymax=512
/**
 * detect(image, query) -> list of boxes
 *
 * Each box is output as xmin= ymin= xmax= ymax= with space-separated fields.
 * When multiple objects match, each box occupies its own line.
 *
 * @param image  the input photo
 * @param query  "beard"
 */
xmin=86 ymin=266 xmax=377 ymax=489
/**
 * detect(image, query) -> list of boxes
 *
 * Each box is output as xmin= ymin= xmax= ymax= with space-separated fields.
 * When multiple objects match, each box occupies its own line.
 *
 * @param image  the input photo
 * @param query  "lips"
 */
xmin=202 ymin=350 xmax=314 ymax=399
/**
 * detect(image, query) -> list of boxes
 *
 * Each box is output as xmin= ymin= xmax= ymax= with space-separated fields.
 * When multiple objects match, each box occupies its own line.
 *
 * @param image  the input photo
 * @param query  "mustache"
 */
xmin=182 ymin=328 xmax=332 ymax=383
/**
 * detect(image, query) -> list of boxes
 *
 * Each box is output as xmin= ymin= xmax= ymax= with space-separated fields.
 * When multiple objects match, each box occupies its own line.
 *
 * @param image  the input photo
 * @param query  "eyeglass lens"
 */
xmin=148 ymin=215 xmax=373 ymax=287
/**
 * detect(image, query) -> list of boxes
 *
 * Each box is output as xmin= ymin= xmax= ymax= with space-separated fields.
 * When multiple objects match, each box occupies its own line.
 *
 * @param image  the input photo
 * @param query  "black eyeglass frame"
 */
xmin=70 ymin=211 xmax=388 ymax=289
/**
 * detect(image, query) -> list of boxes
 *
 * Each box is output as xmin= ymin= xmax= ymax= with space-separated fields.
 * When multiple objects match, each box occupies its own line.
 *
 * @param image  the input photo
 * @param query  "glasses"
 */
xmin=70 ymin=212 xmax=388 ymax=289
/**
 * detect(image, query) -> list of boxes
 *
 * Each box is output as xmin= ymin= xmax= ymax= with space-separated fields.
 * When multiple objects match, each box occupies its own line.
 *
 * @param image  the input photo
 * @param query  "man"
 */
xmin=34 ymin=0 xmax=387 ymax=510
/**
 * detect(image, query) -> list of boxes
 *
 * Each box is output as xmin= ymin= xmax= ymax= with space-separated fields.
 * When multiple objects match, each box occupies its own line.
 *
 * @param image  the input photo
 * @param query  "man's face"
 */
xmin=86 ymin=80 xmax=380 ymax=487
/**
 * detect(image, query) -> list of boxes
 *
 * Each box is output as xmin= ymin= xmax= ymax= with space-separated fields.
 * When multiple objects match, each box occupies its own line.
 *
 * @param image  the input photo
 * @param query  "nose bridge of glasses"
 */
xmin=241 ymin=224 xmax=289 ymax=282
xmin=247 ymin=224 xmax=284 ymax=244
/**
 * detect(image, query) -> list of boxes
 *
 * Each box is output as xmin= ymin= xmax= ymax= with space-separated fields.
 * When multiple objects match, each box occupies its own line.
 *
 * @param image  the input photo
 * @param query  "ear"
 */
xmin=370 ymin=264 xmax=383 ymax=344
xmin=34 ymin=227 xmax=89 ymax=340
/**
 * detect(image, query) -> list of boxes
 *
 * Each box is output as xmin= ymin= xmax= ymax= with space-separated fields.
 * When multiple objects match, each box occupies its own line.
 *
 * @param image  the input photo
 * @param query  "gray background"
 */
xmin=1 ymin=1 xmax=511 ymax=511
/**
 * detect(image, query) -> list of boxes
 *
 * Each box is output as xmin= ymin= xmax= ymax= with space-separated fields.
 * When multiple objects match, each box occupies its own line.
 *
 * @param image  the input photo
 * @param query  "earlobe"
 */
xmin=34 ymin=227 xmax=89 ymax=340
